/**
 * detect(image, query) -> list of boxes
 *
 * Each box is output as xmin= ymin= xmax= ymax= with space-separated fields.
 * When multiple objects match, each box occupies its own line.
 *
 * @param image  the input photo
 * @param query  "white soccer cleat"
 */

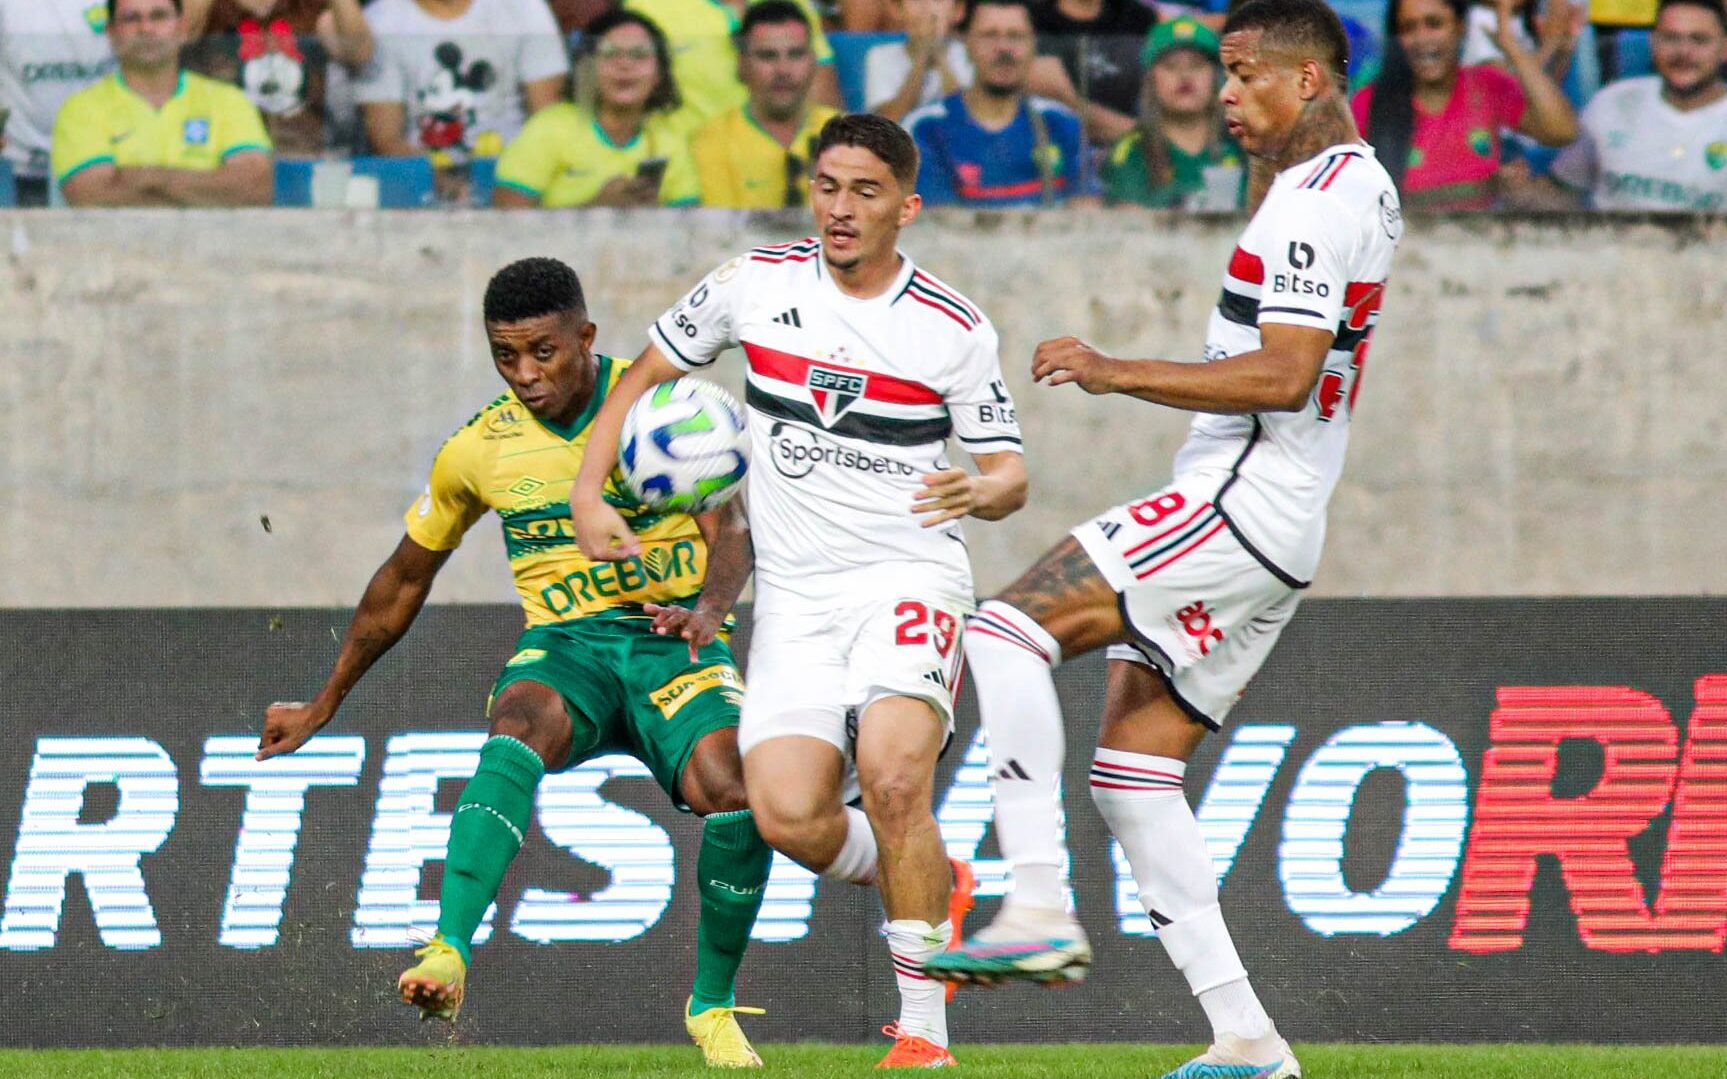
xmin=1159 ymin=1033 xmax=1301 ymax=1079
xmin=921 ymin=902 xmax=1091 ymax=987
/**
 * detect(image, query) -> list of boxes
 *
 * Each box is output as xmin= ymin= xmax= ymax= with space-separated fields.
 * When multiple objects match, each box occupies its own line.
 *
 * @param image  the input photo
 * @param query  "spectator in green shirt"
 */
xmin=1101 ymin=15 xmax=1245 ymax=209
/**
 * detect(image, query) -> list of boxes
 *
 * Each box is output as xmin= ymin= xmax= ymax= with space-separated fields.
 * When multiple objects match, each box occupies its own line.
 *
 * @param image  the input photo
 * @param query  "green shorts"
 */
xmin=489 ymin=612 xmax=743 ymax=810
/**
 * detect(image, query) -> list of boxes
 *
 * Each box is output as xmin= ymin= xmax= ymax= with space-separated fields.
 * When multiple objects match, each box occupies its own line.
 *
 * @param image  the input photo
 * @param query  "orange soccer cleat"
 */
xmin=943 ymin=857 xmax=978 ymax=1003
xmin=876 ymin=1023 xmax=958 ymax=1069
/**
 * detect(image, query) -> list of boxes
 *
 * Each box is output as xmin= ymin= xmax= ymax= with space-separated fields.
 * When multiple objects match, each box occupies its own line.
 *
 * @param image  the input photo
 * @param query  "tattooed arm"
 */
xmin=257 ymin=536 xmax=452 ymax=759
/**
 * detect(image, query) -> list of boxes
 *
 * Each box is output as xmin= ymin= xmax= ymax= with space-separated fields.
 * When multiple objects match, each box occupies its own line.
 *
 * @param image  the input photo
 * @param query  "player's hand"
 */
xmin=913 ymin=467 xmax=977 ymax=527
xmin=1032 ymin=336 xmax=1122 ymax=394
xmin=572 ymin=497 xmax=641 ymax=561
xmin=257 ymin=701 xmax=333 ymax=761
xmin=644 ymin=603 xmax=723 ymax=662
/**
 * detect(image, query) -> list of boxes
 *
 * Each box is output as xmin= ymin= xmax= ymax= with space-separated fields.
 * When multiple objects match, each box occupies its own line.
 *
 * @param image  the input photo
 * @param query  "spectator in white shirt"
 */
xmin=865 ymin=0 xmax=973 ymax=121
xmin=0 ymin=0 xmax=115 ymax=205
xmin=356 ymin=0 xmax=569 ymax=164
xmin=1507 ymin=0 xmax=1727 ymax=209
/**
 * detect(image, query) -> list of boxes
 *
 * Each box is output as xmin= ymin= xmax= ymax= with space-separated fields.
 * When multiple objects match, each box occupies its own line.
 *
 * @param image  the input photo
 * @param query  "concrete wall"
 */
xmin=1 ymin=208 xmax=1722 ymax=607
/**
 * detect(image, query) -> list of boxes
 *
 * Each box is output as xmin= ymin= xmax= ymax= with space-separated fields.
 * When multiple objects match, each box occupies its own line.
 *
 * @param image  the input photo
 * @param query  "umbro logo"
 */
xmin=995 ymin=759 xmax=1032 ymax=781
xmin=772 ymin=308 xmax=802 ymax=328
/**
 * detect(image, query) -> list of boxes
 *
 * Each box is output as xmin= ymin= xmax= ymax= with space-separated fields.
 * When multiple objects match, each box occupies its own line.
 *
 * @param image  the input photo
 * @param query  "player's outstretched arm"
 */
xmin=646 ymin=498 xmax=755 ymax=662
xmin=570 ymin=343 xmax=687 ymax=562
xmin=914 ymin=451 xmax=1028 ymax=527
xmin=257 ymin=536 xmax=451 ymax=761
xmin=1030 ymin=324 xmax=1334 ymax=415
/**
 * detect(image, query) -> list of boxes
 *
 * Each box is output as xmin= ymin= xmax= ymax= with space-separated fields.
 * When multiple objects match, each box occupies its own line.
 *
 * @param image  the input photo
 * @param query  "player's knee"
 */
xmin=681 ymin=730 xmax=749 ymax=816
xmin=859 ymin=767 xmax=933 ymax=830
xmin=747 ymin=793 xmax=827 ymax=860
xmin=486 ymin=682 xmax=570 ymax=769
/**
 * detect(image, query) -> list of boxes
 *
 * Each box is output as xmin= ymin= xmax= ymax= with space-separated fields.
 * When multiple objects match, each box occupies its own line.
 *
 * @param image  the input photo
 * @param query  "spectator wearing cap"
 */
xmin=904 ymin=0 xmax=1096 ymax=207
xmin=692 ymin=1 xmax=839 ymax=208
xmin=1353 ymin=0 xmax=1577 ymax=209
xmin=864 ymin=0 xmax=973 ymax=121
xmin=1507 ymin=0 xmax=1727 ymax=209
xmin=52 ymin=0 xmax=273 ymax=206
xmin=355 ymin=0 xmax=569 ymax=164
xmin=494 ymin=10 xmax=698 ymax=207
xmin=1101 ymin=15 xmax=1243 ymax=208
xmin=0 ymin=0 xmax=115 ymax=206
xmin=181 ymin=0 xmax=374 ymax=158
xmin=625 ymin=0 xmax=841 ymax=129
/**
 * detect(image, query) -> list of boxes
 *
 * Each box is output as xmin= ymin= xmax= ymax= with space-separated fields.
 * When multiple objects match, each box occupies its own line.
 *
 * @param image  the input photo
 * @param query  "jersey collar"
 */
xmin=115 ymin=69 xmax=186 ymax=108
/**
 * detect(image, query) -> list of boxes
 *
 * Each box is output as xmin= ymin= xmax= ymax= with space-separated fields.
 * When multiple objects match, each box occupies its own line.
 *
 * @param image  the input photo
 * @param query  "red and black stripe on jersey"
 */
xmin=1215 ymin=246 xmax=1379 ymax=353
xmin=742 ymin=341 xmax=954 ymax=446
xmin=892 ymin=270 xmax=982 ymax=331
xmin=749 ymin=238 xmax=820 ymax=264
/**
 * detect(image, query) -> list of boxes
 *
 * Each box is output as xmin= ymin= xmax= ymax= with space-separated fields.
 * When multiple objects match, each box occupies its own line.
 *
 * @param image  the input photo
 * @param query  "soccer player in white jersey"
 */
xmin=925 ymin=2 xmax=1401 ymax=1077
xmin=571 ymin=113 xmax=1027 ymax=1068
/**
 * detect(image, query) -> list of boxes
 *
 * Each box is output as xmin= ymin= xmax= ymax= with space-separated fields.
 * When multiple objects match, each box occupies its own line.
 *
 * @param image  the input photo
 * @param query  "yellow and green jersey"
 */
xmin=404 ymin=355 xmax=709 ymax=627
xmin=692 ymin=103 xmax=839 ymax=209
xmin=495 ymin=103 xmax=700 ymax=208
xmin=51 ymin=70 xmax=271 ymax=186
xmin=624 ymin=0 xmax=833 ymax=128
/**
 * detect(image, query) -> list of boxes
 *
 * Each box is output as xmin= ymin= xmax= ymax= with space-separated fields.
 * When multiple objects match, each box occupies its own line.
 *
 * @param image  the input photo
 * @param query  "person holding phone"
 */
xmin=494 ymin=9 xmax=697 ymax=207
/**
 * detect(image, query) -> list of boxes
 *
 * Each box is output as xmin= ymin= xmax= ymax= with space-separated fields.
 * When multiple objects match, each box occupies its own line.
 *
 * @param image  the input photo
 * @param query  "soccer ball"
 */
xmin=618 ymin=379 xmax=749 ymax=514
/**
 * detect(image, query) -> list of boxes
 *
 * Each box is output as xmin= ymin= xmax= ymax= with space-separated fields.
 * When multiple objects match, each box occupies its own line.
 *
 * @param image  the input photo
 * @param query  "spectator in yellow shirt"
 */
xmin=692 ymin=1 xmax=839 ymax=208
xmin=494 ymin=10 xmax=699 ymax=207
xmin=625 ymin=0 xmax=841 ymax=128
xmin=52 ymin=0 xmax=273 ymax=206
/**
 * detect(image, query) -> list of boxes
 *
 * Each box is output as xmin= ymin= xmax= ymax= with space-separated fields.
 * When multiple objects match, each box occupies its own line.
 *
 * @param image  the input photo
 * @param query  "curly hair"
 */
xmin=483 ymin=258 xmax=587 ymax=325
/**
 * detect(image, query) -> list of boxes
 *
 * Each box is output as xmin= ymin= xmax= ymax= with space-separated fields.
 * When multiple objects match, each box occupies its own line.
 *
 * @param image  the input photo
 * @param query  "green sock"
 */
xmin=435 ymin=735 xmax=545 ymax=965
xmin=688 ymin=808 xmax=772 ymax=1015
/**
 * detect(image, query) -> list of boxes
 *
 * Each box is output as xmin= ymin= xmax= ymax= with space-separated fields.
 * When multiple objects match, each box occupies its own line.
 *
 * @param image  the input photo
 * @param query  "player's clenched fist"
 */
xmin=571 ymin=497 xmax=642 ymax=562
xmin=1033 ymin=336 xmax=1123 ymax=394
xmin=257 ymin=701 xmax=333 ymax=761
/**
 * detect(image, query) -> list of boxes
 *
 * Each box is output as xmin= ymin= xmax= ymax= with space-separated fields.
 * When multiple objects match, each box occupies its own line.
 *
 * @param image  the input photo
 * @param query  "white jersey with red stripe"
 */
xmin=649 ymin=238 xmax=1023 ymax=604
xmin=1173 ymin=142 xmax=1402 ymax=586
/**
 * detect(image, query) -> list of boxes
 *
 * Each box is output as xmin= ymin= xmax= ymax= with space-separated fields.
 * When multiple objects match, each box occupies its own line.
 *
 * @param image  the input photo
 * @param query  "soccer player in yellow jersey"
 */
xmin=692 ymin=1 xmax=839 ymax=209
xmin=257 ymin=259 xmax=772 ymax=1068
xmin=52 ymin=0 xmax=273 ymax=207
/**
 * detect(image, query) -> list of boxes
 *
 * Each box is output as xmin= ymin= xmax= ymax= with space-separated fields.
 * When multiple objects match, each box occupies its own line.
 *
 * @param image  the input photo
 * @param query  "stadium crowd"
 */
xmin=1 ymin=0 xmax=1723 ymax=210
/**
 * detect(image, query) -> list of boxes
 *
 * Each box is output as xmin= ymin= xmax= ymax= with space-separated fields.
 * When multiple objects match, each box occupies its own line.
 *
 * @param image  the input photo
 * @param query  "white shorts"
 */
xmin=738 ymin=590 xmax=972 ymax=759
xmin=1072 ymin=478 xmax=1302 ymax=728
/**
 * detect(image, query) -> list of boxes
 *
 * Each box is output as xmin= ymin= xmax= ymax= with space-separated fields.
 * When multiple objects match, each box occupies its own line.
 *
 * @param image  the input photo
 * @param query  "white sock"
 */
xmin=964 ymin=600 xmax=1067 ymax=911
xmin=1089 ymin=747 xmax=1273 ymax=1044
xmin=821 ymin=806 xmax=878 ymax=885
xmin=884 ymin=919 xmax=951 ymax=1046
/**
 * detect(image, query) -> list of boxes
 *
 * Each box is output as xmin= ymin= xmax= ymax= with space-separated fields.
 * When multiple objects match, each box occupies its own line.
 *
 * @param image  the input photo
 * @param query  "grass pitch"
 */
xmin=3 ymin=1045 xmax=1722 ymax=1078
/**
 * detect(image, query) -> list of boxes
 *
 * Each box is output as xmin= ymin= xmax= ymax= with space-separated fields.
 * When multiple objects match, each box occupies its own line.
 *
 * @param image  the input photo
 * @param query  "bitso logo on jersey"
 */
xmin=807 ymin=367 xmax=867 ymax=426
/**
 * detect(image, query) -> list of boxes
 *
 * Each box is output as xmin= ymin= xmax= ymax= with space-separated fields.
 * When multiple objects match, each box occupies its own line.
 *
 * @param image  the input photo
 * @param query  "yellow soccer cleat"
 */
xmin=398 ymin=936 xmax=467 ymax=1022
xmin=685 ymin=998 xmax=767 ymax=1068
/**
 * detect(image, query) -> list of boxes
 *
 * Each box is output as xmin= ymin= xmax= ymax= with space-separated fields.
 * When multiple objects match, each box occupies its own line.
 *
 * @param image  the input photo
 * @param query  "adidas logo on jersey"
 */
xmin=772 ymin=308 xmax=802 ymax=328
xmin=995 ymin=759 xmax=1032 ymax=781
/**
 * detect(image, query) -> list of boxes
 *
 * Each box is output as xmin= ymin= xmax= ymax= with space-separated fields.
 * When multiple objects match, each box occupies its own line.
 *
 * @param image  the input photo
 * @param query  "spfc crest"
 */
xmin=807 ymin=366 xmax=867 ymax=427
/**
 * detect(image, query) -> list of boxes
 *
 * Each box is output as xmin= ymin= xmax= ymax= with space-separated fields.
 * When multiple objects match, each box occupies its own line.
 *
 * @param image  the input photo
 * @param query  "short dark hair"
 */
xmin=484 ymin=258 xmax=587 ymax=325
xmin=1659 ymin=0 xmax=1727 ymax=32
xmin=580 ymin=10 xmax=681 ymax=114
xmin=963 ymin=0 xmax=1035 ymax=30
xmin=107 ymin=0 xmax=183 ymax=22
xmin=814 ymin=113 xmax=921 ymax=189
xmin=739 ymin=0 xmax=815 ymax=41
xmin=1222 ymin=0 xmax=1351 ymax=88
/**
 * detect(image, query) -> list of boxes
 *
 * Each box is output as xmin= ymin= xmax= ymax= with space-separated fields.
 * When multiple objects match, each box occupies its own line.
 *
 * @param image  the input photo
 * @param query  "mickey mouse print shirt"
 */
xmin=355 ymin=0 xmax=570 ymax=158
